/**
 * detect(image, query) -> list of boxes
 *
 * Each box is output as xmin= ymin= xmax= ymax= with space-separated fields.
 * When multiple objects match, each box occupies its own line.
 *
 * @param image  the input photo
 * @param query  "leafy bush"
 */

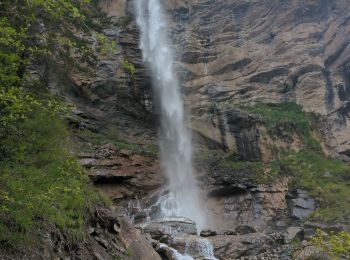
xmin=0 ymin=0 xmax=108 ymax=247
xmin=122 ymin=60 xmax=136 ymax=76
xmin=311 ymin=229 xmax=350 ymax=258
xmin=0 ymin=113 xmax=98 ymax=246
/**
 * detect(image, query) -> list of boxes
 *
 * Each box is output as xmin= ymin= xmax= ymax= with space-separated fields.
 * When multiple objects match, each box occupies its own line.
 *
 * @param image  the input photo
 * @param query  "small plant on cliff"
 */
xmin=122 ymin=60 xmax=136 ymax=76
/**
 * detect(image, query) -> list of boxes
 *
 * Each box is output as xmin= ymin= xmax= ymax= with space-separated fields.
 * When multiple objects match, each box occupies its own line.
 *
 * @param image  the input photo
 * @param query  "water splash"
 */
xmin=185 ymin=237 xmax=217 ymax=260
xmin=134 ymin=0 xmax=206 ymax=231
xmin=160 ymin=244 xmax=194 ymax=260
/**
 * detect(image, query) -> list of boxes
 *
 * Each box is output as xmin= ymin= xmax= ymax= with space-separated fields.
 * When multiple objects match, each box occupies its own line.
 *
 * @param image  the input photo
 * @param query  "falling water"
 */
xmin=134 ymin=0 xmax=206 ymax=231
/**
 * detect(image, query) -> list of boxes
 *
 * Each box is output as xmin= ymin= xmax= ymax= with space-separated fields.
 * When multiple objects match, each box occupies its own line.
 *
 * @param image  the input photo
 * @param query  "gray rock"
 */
xmin=236 ymin=225 xmax=257 ymax=235
xmin=286 ymin=227 xmax=304 ymax=241
xmin=292 ymin=207 xmax=314 ymax=220
xmin=292 ymin=198 xmax=315 ymax=210
xmin=137 ymin=217 xmax=197 ymax=240
xmin=291 ymin=197 xmax=315 ymax=219
xmin=296 ymin=189 xmax=309 ymax=199
xmin=323 ymin=171 xmax=332 ymax=178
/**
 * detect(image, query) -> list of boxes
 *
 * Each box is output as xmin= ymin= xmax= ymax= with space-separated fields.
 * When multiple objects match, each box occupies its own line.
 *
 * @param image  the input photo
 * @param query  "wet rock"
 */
xmin=166 ymin=235 xmax=217 ymax=260
xmin=200 ymin=229 xmax=217 ymax=237
xmin=159 ymin=235 xmax=171 ymax=244
xmin=137 ymin=217 xmax=197 ymax=240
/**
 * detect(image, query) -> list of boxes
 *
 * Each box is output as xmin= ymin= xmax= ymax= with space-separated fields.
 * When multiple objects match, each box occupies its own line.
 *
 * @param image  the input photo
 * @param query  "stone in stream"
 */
xmin=137 ymin=217 xmax=197 ymax=240
xmin=166 ymin=235 xmax=217 ymax=260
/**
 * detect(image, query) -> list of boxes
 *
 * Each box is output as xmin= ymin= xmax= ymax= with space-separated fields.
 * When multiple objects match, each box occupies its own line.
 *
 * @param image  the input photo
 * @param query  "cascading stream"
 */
xmin=134 ymin=0 xmax=206 ymax=231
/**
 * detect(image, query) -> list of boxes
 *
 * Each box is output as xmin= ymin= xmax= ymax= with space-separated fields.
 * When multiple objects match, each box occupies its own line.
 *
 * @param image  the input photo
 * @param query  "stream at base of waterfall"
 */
xmin=133 ymin=0 xmax=217 ymax=259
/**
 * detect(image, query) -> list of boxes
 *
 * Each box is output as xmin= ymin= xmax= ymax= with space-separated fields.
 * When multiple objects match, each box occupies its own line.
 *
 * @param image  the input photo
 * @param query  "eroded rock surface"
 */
xmin=158 ymin=0 xmax=350 ymax=159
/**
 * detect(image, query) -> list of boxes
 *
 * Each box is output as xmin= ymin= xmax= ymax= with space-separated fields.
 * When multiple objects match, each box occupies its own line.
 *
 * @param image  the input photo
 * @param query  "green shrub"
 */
xmin=310 ymin=229 xmax=350 ymax=258
xmin=218 ymin=155 xmax=282 ymax=184
xmin=122 ymin=60 xmax=136 ymax=76
xmin=0 ymin=0 xmax=109 ymax=248
xmin=216 ymin=148 xmax=350 ymax=222
xmin=239 ymin=102 xmax=321 ymax=150
xmin=0 ymin=114 xmax=98 ymax=246
xmin=275 ymin=150 xmax=350 ymax=221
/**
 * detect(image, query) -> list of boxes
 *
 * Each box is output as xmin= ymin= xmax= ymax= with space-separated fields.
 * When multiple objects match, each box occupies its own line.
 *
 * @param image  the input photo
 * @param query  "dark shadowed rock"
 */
xmin=200 ymin=229 xmax=217 ymax=237
xmin=286 ymin=227 xmax=304 ymax=241
xmin=235 ymin=225 xmax=257 ymax=235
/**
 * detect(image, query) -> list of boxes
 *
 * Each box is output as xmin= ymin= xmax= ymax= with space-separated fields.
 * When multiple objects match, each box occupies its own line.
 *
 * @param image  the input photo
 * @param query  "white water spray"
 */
xmin=135 ymin=0 xmax=206 ymax=231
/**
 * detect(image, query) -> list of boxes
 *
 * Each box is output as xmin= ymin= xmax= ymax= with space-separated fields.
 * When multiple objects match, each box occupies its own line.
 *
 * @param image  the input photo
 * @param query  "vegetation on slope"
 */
xmin=213 ymin=102 xmax=350 ymax=223
xmin=239 ymin=102 xmax=321 ymax=150
xmin=310 ymin=229 xmax=350 ymax=259
xmin=0 ymin=0 xmax=109 ymax=247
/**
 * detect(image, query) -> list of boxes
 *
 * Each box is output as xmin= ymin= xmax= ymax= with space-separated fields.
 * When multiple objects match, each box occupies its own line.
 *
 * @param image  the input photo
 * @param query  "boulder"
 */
xmin=137 ymin=217 xmax=197 ymax=240
xmin=209 ymin=233 xmax=274 ymax=259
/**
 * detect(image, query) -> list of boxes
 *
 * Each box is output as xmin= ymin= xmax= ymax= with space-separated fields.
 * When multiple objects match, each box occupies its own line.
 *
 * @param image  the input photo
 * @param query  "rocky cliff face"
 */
xmin=58 ymin=0 xmax=350 ymax=259
xmin=160 ymin=0 xmax=350 ymax=160
xmin=100 ymin=0 xmax=350 ymax=160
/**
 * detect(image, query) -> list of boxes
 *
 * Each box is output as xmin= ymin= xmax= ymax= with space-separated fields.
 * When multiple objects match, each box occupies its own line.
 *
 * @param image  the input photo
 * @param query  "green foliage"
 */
xmin=110 ymin=39 xmax=119 ymax=55
xmin=216 ymin=148 xmax=350 ymax=221
xmin=239 ymin=102 xmax=321 ymax=150
xmin=274 ymin=150 xmax=350 ymax=222
xmin=210 ymin=101 xmax=349 ymax=223
xmin=0 ymin=0 xmax=109 ymax=247
xmin=310 ymin=229 xmax=350 ymax=258
xmin=122 ymin=60 xmax=136 ymax=76
xmin=218 ymin=155 xmax=280 ymax=184
xmin=288 ymin=236 xmax=303 ymax=257
xmin=0 ymin=113 xmax=98 ymax=246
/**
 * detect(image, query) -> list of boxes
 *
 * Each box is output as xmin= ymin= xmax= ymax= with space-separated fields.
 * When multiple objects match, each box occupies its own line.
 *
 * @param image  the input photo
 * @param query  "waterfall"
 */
xmin=134 ymin=0 xmax=206 ymax=231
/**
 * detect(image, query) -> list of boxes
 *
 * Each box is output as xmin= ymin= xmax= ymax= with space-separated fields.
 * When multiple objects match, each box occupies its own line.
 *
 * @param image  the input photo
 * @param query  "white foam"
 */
xmin=134 ymin=0 xmax=206 ymax=231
